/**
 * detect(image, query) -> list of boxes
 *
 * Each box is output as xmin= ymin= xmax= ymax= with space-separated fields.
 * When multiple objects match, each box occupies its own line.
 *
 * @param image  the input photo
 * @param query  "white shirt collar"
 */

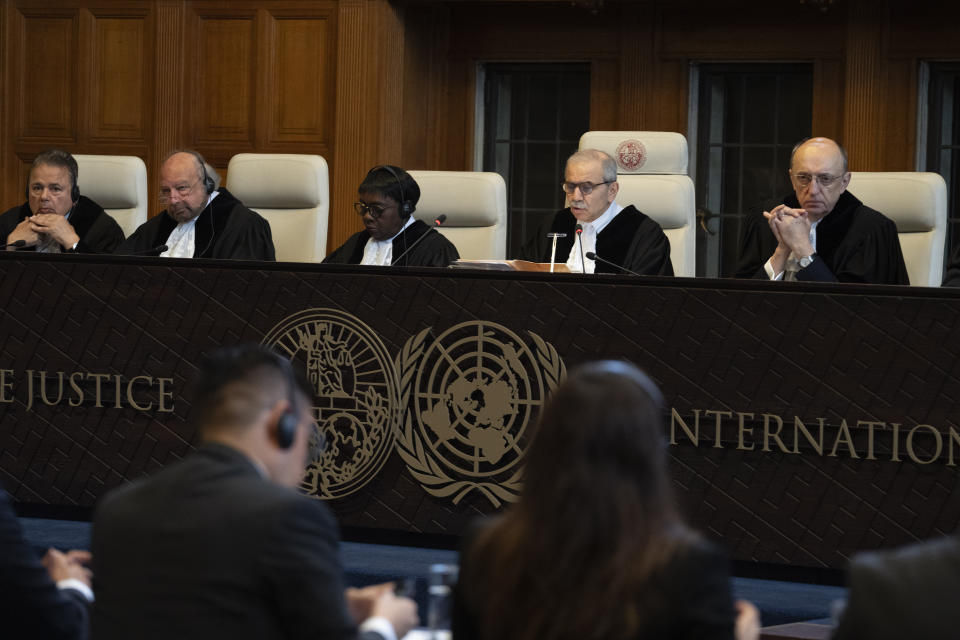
xmin=360 ymin=216 xmax=416 ymax=266
xmin=585 ymin=200 xmax=622 ymax=234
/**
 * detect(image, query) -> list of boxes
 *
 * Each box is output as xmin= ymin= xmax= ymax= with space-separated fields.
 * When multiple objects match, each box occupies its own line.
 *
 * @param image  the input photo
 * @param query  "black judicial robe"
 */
xmin=734 ymin=191 xmax=909 ymax=285
xmin=322 ymin=219 xmax=459 ymax=267
xmin=115 ymin=188 xmax=275 ymax=261
xmin=0 ymin=196 xmax=124 ymax=254
xmin=516 ymin=205 xmax=674 ymax=276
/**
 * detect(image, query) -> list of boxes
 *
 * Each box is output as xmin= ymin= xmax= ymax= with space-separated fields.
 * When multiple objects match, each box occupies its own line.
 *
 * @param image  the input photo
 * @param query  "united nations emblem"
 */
xmin=616 ymin=138 xmax=647 ymax=172
xmin=396 ymin=321 xmax=565 ymax=507
xmin=262 ymin=308 xmax=400 ymax=500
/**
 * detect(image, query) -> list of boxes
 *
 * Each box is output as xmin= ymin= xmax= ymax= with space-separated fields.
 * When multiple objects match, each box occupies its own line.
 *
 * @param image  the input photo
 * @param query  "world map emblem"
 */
xmin=262 ymin=308 xmax=400 ymax=500
xmin=616 ymin=138 xmax=647 ymax=172
xmin=396 ymin=321 xmax=565 ymax=507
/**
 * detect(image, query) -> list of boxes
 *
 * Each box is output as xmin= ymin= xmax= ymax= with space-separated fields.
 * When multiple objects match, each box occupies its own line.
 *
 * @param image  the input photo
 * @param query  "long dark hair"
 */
xmin=464 ymin=361 xmax=692 ymax=640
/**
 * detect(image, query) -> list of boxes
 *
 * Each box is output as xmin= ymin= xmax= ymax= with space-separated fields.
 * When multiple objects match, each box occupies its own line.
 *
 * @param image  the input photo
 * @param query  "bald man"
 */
xmin=735 ymin=137 xmax=908 ymax=284
xmin=116 ymin=150 xmax=275 ymax=260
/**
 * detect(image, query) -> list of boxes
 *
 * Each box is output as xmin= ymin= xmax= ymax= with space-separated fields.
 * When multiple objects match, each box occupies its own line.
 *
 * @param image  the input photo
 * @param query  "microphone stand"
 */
xmin=584 ymin=251 xmax=643 ymax=276
xmin=393 ymin=214 xmax=447 ymax=266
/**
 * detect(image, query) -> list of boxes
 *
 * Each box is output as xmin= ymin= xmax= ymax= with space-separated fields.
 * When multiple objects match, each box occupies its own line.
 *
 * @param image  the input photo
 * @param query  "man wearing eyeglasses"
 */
xmin=323 ymin=165 xmax=459 ymax=267
xmin=516 ymin=149 xmax=673 ymax=275
xmin=736 ymin=137 xmax=908 ymax=284
xmin=116 ymin=150 xmax=275 ymax=260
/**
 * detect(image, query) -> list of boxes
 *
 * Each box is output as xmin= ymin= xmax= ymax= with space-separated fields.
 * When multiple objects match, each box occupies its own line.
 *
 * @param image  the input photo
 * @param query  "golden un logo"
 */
xmin=396 ymin=321 xmax=565 ymax=507
xmin=262 ymin=308 xmax=400 ymax=500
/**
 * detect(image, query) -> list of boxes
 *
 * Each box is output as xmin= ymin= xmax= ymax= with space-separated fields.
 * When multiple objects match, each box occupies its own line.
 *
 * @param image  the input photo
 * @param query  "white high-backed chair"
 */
xmin=578 ymin=131 xmax=696 ymax=277
xmin=406 ymin=170 xmax=507 ymax=260
xmin=226 ymin=154 xmax=329 ymax=262
xmin=847 ymin=172 xmax=947 ymax=287
xmin=72 ymin=155 xmax=148 ymax=238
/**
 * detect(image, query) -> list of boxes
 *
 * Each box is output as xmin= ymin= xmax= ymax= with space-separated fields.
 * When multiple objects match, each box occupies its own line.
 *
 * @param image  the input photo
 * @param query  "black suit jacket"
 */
xmin=0 ymin=487 xmax=89 ymax=640
xmin=92 ymin=443 xmax=381 ymax=640
xmin=832 ymin=536 xmax=960 ymax=640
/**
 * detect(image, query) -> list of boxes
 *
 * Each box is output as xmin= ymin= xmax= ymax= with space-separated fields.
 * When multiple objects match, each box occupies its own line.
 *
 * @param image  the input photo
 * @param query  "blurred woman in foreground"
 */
xmin=452 ymin=360 xmax=759 ymax=640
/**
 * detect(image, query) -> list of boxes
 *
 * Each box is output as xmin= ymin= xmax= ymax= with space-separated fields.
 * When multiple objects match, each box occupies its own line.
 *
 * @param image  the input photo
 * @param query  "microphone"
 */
xmin=1 ymin=240 xmax=26 ymax=250
xmin=585 ymin=251 xmax=642 ymax=276
xmin=393 ymin=214 xmax=447 ymax=266
xmin=128 ymin=244 xmax=169 ymax=256
xmin=574 ymin=223 xmax=586 ymax=272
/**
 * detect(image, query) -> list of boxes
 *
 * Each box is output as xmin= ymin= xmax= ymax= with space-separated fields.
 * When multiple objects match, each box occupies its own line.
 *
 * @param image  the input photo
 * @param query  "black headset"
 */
xmin=186 ymin=150 xmax=216 ymax=195
xmin=375 ymin=165 xmax=414 ymax=218
xmin=25 ymin=153 xmax=81 ymax=204
xmin=274 ymin=356 xmax=300 ymax=450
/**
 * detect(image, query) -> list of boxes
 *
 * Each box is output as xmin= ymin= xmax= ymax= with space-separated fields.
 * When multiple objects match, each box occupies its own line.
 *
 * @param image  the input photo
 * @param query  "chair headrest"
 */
xmin=226 ymin=154 xmax=329 ymax=208
xmin=846 ymin=172 xmax=947 ymax=233
xmin=407 ymin=171 xmax=506 ymax=227
xmin=578 ymin=131 xmax=689 ymax=175
xmin=73 ymin=155 xmax=147 ymax=209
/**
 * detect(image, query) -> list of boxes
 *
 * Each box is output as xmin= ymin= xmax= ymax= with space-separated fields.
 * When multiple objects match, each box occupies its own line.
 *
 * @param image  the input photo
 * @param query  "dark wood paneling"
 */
xmin=264 ymin=13 xmax=334 ymax=145
xmin=18 ymin=11 xmax=78 ymax=141
xmin=192 ymin=12 xmax=256 ymax=143
xmin=88 ymin=10 xmax=153 ymax=143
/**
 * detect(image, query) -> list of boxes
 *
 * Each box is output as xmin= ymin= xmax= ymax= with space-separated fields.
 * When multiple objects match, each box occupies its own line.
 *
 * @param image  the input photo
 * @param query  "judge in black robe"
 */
xmin=735 ymin=191 xmax=908 ymax=285
xmin=734 ymin=136 xmax=908 ymax=285
xmin=116 ymin=189 xmax=275 ymax=261
xmin=322 ymin=164 xmax=459 ymax=268
xmin=323 ymin=219 xmax=459 ymax=267
xmin=0 ymin=195 xmax=124 ymax=254
xmin=517 ymin=205 xmax=674 ymax=276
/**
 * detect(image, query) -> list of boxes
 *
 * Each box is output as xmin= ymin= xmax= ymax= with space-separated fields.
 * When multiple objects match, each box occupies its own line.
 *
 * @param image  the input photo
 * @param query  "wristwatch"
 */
xmin=799 ymin=253 xmax=816 ymax=268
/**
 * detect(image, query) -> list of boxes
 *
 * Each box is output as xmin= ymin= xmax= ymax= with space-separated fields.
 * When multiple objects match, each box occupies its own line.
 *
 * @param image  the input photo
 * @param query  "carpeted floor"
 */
xmin=19 ymin=517 xmax=846 ymax=628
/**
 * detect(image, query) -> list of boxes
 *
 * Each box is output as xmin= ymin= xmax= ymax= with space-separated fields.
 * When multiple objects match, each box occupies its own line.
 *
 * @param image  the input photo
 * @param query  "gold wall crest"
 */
xmin=396 ymin=321 xmax=565 ymax=507
xmin=262 ymin=308 xmax=400 ymax=500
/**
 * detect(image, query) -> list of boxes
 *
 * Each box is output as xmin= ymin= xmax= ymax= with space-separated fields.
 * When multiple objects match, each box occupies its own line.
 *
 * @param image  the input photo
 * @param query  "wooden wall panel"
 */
xmin=330 ymin=0 xmax=404 ymax=249
xmin=18 ymin=12 xmax=78 ymax=141
xmin=264 ymin=14 xmax=333 ymax=145
xmin=192 ymin=14 xmax=256 ymax=143
xmin=88 ymin=12 xmax=151 ymax=142
xmin=842 ymin=0 xmax=886 ymax=171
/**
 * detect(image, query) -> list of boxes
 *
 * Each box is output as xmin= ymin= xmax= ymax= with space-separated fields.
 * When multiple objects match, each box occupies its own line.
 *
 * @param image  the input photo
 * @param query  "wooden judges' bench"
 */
xmin=1 ymin=252 xmax=958 ymax=570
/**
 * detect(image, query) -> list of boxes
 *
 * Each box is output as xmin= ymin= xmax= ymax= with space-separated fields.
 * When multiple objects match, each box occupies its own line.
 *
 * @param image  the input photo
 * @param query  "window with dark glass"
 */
xmin=482 ymin=63 xmax=591 ymax=258
xmin=693 ymin=63 xmax=813 ymax=278
xmin=925 ymin=62 xmax=960 ymax=269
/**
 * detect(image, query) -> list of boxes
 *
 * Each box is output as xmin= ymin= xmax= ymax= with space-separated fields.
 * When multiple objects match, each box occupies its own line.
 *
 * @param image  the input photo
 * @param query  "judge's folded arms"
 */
xmin=515 ymin=149 xmax=673 ymax=275
xmin=734 ymin=137 xmax=909 ymax=285
xmin=115 ymin=150 xmax=276 ymax=260
xmin=323 ymin=165 xmax=459 ymax=268
xmin=452 ymin=360 xmax=759 ymax=640
xmin=1 ymin=148 xmax=124 ymax=254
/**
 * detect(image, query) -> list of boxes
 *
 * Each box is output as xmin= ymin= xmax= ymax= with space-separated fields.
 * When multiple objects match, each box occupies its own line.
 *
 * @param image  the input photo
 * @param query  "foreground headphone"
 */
xmin=376 ymin=165 xmax=414 ymax=218
xmin=274 ymin=356 xmax=300 ymax=450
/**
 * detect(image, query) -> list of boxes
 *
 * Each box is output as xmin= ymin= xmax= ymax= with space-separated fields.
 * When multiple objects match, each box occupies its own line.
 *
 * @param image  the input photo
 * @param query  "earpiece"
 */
xmin=376 ymin=165 xmax=414 ymax=218
xmin=275 ymin=358 xmax=299 ymax=450
xmin=188 ymin=150 xmax=216 ymax=195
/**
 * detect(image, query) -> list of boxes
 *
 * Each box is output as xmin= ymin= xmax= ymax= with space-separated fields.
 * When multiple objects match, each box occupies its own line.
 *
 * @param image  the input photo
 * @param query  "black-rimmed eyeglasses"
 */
xmin=561 ymin=181 xmax=613 ymax=196
xmin=354 ymin=202 xmax=395 ymax=218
